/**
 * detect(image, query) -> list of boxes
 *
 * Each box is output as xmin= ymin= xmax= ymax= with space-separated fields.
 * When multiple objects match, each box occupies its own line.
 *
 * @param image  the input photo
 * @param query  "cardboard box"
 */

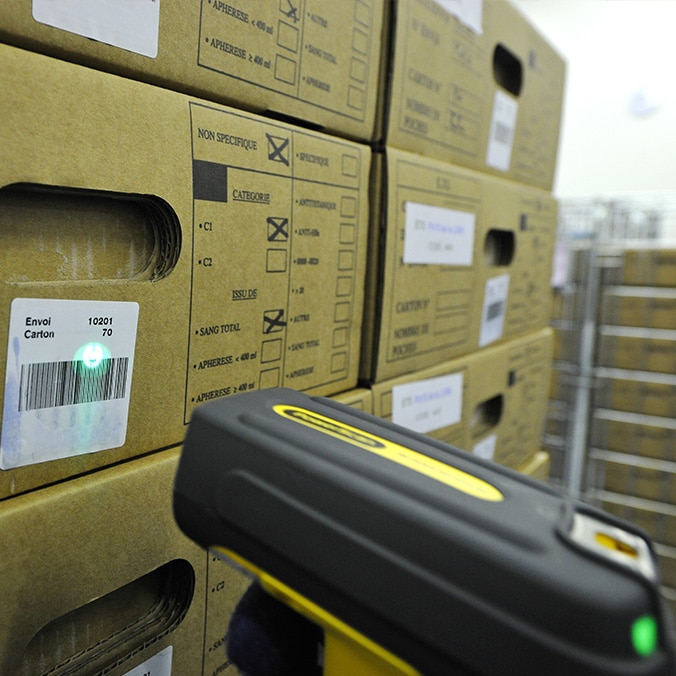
xmin=332 ymin=386 xmax=374 ymax=413
xmin=0 ymin=43 xmax=371 ymax=498
xmin=551 ymin=325 xmax=581 ymax=364
xmin=548 ymin=365 xmax=578 ymax=404
xmin=0 ymin=0 xmax=387 ymax=142
xmin=371 ymin=328 xmax=553 ymax=469
xmin=602 ymin=246 xmax=676 ymax=288
xmin=203 ymin=554 xmax=252 ymax=676
xmin=593 ymin=374 xmax=676 ymax=419
xmin=0 ymin=447 xmax=211 ymax=674
xmin=590 ymin=410 xmax=676 ymax=462
xmin=518 ymin=450 xmax=551 ymax=482
xmin=599 ymin=286 xmax=676 ymax=330
xmin=362 ymin=147 xmax=557 ymax=383
xmin=550 ymin=288 xmax=583 ymax=323
xmin=545 ymin=402 xmax=574 ymax=441
xmin=383 ymin=0 xmax=565 ymax=191
xmin=592 ymin=456 xmax=676 ymax=504
xmin=596 ymin=327 xmax=676 ymax=375
xmin=601 ymin=495 xmax=676 ymax=549
xmin=657 ymin=547 xmax=676 ymax=589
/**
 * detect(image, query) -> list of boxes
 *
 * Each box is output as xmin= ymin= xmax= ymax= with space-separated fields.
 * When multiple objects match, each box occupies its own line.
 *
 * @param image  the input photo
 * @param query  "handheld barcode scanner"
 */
xmin=173 ymin=388 xmax=675 ymax=675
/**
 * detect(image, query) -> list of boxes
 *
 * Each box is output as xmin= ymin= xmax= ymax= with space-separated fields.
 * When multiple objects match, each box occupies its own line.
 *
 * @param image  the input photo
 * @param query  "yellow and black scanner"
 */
xmin=173 ymin=388 xmax=675 ymax=675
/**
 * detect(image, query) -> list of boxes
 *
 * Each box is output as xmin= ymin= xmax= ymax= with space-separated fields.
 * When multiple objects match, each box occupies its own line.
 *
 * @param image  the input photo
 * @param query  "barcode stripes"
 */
xmin=494 ymin=122 xmax=512 ymax=145
xmin=18 ymin=357 xmax=129 ymax=412
xmin=486 ymin=301 xmax=505 ymax=322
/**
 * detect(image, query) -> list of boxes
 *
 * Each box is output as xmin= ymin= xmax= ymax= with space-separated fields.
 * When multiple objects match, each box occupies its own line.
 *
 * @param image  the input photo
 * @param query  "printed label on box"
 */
xmin=392 ymin=373 xmax=463 ymax=434
xmin=473 ymin=434 xmax=497 ymax=461
xmin=435 ymin=0 xmax=483 ymax=34
xmin=486 ymin=90 xmax=518 ymax=172
xmin=404 ymin=202 xmax=475 ymax=266
xmin=123 ymin=647 xmax=172 ymax=676
xmin=479 ymin=274 xmax=509 ymax=347
xmin=32 ymin=0 xmax=160 ymax=58
xmin=1 ymin=298 xmax=139 ymax=469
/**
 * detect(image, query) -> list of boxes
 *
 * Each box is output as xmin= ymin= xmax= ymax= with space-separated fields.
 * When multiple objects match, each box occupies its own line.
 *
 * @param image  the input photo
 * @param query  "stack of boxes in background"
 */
xmin=361 ymin=0 xmax=564 ymax=478
xmin=547 ymin=240 xmax=676 ymax=622
xmin=0 ymin=1 xmax=564 ymax=672
xmin=587 ymin=247 xmax=676 ymax=619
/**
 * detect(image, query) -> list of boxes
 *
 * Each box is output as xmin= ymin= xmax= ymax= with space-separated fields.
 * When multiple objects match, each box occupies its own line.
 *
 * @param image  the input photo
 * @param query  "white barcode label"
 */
xmin=486 ymin=90 xmax=518 ymax=172
xmin=473 ymin=434 xmax=497 ymax=461
xmin=123 ymin=646 xmax=173 ymax=676
xmin=32 ymin=0 xmax=160 ymax=58
xmin=479 ymin=274 xmax=509 ymax=347
xmin=435 ymin=0 xmax=483 ymax=34
xmin=1 ymin=299 xmax=139 ymax=469
xmin=404 ymin=202 xmax=475 ymax=266
xmin=392 ymin=373 xmax=463 ymax=434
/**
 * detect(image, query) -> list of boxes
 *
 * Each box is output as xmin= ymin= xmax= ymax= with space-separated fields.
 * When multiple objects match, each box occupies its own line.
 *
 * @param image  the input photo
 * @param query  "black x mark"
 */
xmin=263 ymin=309 xmax=287 ymax=334
xmin=267 ymin=217 xmax=289 ymax=241
xmin=267 ymin=134 xmax=290 ymax=165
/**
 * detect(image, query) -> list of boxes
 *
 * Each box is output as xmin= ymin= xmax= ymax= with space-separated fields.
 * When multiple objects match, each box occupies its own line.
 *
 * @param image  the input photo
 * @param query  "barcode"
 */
xmin=18 ymin=357 xmax=130 ymax=412
xmin=493 ymin=122 xmax=512 ymax=145
xmin=486 ymin=301 xmax=505 ymax=322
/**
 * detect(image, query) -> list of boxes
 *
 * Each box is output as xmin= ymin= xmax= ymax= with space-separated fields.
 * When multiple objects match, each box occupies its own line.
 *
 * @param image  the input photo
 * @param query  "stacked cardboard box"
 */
xmin=0 ymin=42 xmax=372 ymax=500
xmin=0 ymin=1 xmax=565 ymax=670
xmin=0 ymin=2 xmax=384 ymax=669
xmin=0 ymin=0 xmax=387 ymax=142
xmin=360 ymin=0 xmax=565 ymax=474
xmin=585 ymin=246 xmax=676 ymax=616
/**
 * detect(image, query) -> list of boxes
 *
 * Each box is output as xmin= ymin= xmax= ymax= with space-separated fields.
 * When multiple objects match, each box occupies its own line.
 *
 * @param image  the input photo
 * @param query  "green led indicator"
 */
xmin=632 ymin=615 xmax=658 ymax=657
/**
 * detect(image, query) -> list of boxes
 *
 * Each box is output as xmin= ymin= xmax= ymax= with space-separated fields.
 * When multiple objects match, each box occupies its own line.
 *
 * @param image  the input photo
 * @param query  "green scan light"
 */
xmin=632 ymin=614 xmax=658 ymax=657
xmin=74 ymin=342 xmax=111 ymax=372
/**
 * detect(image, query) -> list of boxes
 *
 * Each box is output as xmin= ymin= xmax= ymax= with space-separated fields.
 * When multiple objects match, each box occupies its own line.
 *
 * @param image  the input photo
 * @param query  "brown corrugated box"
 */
xmin=590 ymin=410 xmax=676 ymax=462
xmin=518 ymin=450 xmax=551 ymax=482
xmin=600 ymin=286 xmax=676 ymax=330
xmin=0 ymin=447 xmax=212 ymax=674
xmin=602 ymin=495 xmax=676 ymax=549
xmin=0 ymin=0 xmax=387 ymax=142
xmin=550 ymin=325 xmax=581 ymax=364
xmin=593 ymin=374 xmax=676 ymax=419
xmin=596 ymin=327 xmax=676 ymax=375
xmin=593 ymin=456 xmax=676 ymax=504
xmin=371 ymin=328 xmax=553 ymax=470
xmin=602 ymin=246 xmax=676 ymax=288
xmin=0 ymin=43 xmax=371 ymax=498
xmin=362 ymin=147 xmax=557 ymax=384
xmin=332 ymin=386 xmax=374 ymax=413
xmin=383 ymin=0 xmax=565 ymax=191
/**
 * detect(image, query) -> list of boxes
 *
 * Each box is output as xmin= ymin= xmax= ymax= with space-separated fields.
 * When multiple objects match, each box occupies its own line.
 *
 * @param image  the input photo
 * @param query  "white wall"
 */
xmin=513 ymin=0 xmax=676 ymax=202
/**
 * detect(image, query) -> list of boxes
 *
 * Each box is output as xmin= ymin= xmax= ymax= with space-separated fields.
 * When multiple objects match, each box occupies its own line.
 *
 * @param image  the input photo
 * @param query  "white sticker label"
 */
xmin=32 ymin=0 xmax=160 ymax=58
xmin=404 ymin=202 xmax=475 ymax=266
xmin=435 ymin=0 xmax=483 ymax=34
xmin=486 ymin=90 xmax=519 ymax=172
xmin=479 ymin=274 xmax=509 ymax=347
xmin=1 ymin=299 xmax=139 ymax=469
xmin=123 ymin=647 xmax=173 ymax=676
xmin=473 ymin=434 xmax=497 ymax=461
xmin=392 ymin=373 xmax=463 ymax=434
xmin=551 ymin=241 xmax=571 ymax=288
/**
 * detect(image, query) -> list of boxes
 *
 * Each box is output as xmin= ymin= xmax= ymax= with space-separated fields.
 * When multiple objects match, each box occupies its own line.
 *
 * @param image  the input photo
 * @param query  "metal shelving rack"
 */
xmin=545 ymin=194 xmax=676 ymax=618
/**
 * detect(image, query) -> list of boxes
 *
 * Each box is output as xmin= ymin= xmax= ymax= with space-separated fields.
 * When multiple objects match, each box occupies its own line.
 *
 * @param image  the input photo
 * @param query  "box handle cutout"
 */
xmin=0 ymin=183 xmax=181 ymax=283
xmin=16 ymin=558 xmax=195 ymax=675
xmin=484 ymin=229 xmax=515 ymax=266
xmin=493 ymin=44 xmax=523 ymax=97
xmin=470 ymin=394 xmax=503 ymax=438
